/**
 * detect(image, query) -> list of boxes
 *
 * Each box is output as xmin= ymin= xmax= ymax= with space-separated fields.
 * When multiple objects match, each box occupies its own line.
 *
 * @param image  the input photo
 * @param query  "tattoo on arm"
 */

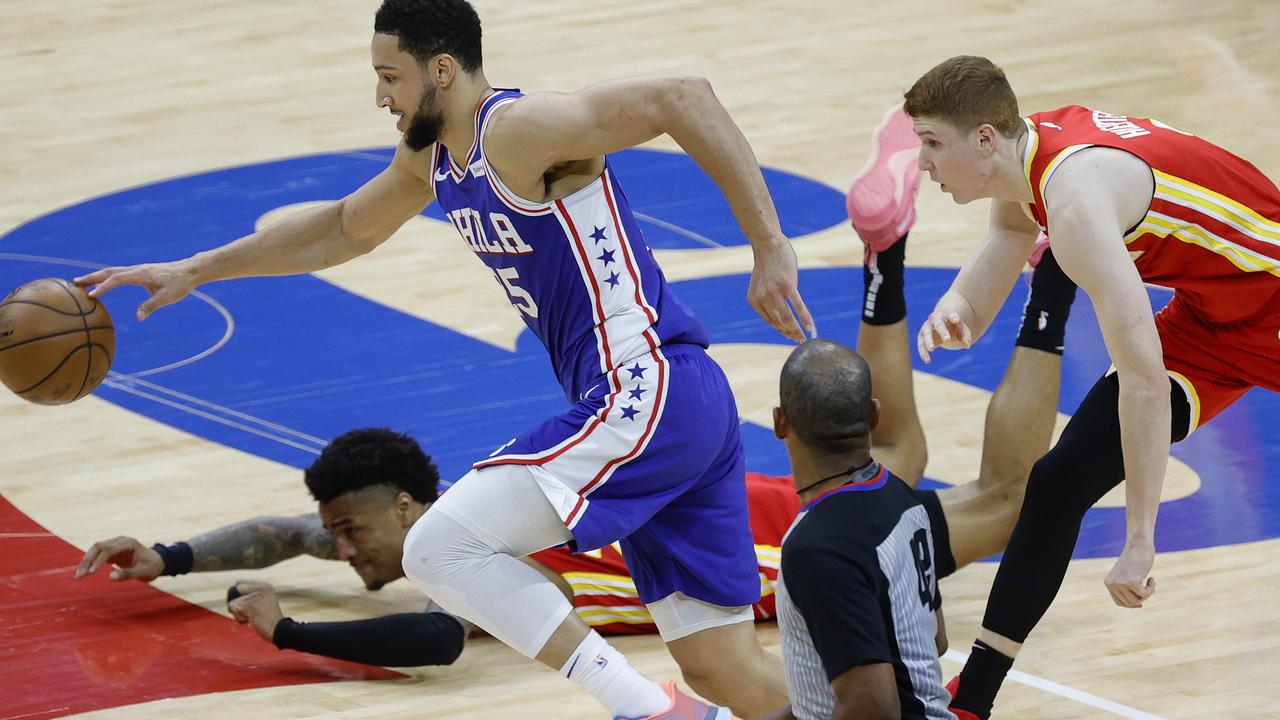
xmin=189 ymin=513 xmax=337 ymax=571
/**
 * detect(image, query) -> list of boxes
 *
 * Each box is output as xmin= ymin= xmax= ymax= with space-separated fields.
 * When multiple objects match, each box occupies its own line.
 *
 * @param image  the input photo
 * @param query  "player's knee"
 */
xmin=401 ymin=509 xmax=484 ymax=594
xmin=1022 ymin=451 xmax=1090 ymax=517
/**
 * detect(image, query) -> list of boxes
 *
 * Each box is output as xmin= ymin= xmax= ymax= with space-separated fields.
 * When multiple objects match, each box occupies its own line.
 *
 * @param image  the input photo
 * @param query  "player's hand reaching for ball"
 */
xmin=228 ymin=580 xmax=286 ymax=643
xmin=75 ymin=536 xmax=165 ymax=582
xmin=917 ymin=291 xmax=975 ymax=363
xmin=74 ymin=261 xmax=197 ymax=321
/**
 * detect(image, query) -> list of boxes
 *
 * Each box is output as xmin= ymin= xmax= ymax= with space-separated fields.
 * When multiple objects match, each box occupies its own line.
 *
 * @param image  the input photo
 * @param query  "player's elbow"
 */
xmin=657 ymin=75 xmax=716 ymax=115
xmin=335 ymin=198 xmax=385 ymax=256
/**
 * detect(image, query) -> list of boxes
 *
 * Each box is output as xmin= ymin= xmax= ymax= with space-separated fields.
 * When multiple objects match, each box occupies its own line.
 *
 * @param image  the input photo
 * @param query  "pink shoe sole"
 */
xmin=846 ymin=103 xmax=923 ymax=252
xmin=1027 ymin=231 xmax=1050 ymax=267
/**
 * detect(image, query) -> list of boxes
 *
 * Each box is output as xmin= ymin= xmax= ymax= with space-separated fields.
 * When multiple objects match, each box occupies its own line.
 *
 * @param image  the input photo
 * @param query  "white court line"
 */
xmin=632 ymin=211 xmax=724 ymax=249
xmin=102 ymin=377 xmax=324 ymax=455
xmin=108 ymin=373 xmax=327 ymax=447
xmin=0 ymin=533 xmax=55 ymax=538
xmin=942 ymin=649 xmax=1169 ymax=720
xmin=128 ymin=292 xmax=235 ymax=377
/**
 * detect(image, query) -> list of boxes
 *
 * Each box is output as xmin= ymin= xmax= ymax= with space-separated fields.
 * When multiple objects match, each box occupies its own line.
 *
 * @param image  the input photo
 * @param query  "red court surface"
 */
xmin=0 ymin=496 xmax=403 ymax=720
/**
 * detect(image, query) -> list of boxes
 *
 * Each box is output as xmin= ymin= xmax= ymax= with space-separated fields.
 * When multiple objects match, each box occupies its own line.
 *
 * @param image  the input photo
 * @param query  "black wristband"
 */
xmin=272 ymin=617 xmax=300 ymax=648
xmin=151 ymin=542 xmax=195 ymax=576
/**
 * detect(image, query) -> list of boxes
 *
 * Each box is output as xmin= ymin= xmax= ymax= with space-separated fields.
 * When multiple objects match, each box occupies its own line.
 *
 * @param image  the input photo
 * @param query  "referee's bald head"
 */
xmin=778 ymin=339 xmax=874 ymax=454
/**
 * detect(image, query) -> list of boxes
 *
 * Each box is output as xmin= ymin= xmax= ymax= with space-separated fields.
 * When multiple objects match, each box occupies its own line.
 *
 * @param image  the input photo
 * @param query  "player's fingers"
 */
xmin=92 ymin=268 xmax=146 ymax=299
xmin=73 ymin=268 xmax=114 ymax=288
xmin=959 ymin=322 xmax=973 ymax=348
xmin=228 ymin=592 xmax=261 ymax=620
xmin=1135 ymin=577 xmax=1156 ymax=599
xmin=75 ymin=544 xmax=106 ymax=578
xmin=136 ymin=291 xmax=173 ymax=322
xmin=788 ymin=289 xmax=817 ymax=339
xmin=917 ymin=327 xmax=933 ymax=364
xmin=765 ymin=297 xmax=803 ymax=343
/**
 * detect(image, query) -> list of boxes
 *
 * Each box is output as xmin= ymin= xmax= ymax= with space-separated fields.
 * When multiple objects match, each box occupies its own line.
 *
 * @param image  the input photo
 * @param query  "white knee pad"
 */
xmin=399 ymin=466 xmax=577 ymax=657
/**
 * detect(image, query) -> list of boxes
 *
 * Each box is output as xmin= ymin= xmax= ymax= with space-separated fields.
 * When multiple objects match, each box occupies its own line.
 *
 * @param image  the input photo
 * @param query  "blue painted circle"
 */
xmin=1 ymin=147 xmax=1276 ymax=558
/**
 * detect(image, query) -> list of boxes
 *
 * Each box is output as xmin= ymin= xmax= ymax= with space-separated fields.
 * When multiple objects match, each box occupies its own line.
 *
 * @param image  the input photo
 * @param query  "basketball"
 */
xmin=0 ymin=278 xmax=116 ymax=405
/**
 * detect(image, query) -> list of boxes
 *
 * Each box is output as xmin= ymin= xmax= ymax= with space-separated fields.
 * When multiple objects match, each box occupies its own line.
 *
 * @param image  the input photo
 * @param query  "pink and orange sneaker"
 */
xmin=614 ymin=681 xmax=733 ymax=720
xmin=1027 ymin=230 xmax=1050 ymax=268
xmin=846 ymin=102 xmax=923 ymax=253
xmin=945 ymin=675 xmax=984 ymax=720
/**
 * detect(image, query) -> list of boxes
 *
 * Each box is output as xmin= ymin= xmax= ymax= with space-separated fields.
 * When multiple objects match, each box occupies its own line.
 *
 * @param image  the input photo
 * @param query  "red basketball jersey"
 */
xmin=1023 ymin=105 xmax=1280 ymax=323
xmin=530 ymin=472 xmax=799 ymax=634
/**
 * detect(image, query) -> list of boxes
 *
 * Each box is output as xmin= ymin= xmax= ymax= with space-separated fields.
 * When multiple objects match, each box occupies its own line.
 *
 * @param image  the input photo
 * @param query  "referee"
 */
xmin=767 ymin=339 xmax=955 ymax=720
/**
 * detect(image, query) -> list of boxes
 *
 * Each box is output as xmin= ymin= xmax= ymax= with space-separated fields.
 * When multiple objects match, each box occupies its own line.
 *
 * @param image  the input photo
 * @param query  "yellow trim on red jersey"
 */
xmin=576 ymin=604 xmax=656 ymax=627
xmin=562 ymin=571 xmax=640 ymax=599
xmin=1037 ymin=144 xmax=1094 ymax=200
xmin=1153 ymin=170 xmax=1280 ymax=242
xmin=1167 ymin=371 xmax=1202 ymax=434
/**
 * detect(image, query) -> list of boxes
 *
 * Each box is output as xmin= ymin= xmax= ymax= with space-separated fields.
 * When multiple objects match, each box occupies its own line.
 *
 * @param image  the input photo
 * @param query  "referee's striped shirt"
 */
xmin=776 ymin=462 xmax=954 ymax=720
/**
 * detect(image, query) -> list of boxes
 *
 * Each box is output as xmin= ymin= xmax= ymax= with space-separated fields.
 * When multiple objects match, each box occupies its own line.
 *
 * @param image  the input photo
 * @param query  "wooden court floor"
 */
xmin=2 ymin=1 xmax=1279 ymax=718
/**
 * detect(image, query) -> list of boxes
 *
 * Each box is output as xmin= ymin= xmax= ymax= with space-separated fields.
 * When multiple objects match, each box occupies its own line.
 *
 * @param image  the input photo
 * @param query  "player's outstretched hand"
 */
xmin=1104 ymin=542 xmax=1157 ymax=608
xmin=228 ymin=580 xmax=285 ymax=643
xmin=75 ymin=536 xmax=165 ymax=582
xmin=74 ymin=261 xmax=196 ymax=321
xmin=748 ymin=238 xmax=815 ymax=343
xmin=917 ymin=311 xmax=973 ymax=363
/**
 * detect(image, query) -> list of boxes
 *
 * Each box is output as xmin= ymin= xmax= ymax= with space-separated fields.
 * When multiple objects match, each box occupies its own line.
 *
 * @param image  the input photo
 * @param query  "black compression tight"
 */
xmin=981 ymin=371 xmax=1192 ymax=642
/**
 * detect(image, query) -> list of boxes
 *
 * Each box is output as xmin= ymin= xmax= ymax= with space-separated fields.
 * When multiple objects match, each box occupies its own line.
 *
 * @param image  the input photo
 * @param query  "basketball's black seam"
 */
xmin=0 ymin=326 xmax=114 ymax=354
xmin=55 ymin=279 xmax=94 ymax=402
xmin=0 ymin=299 xmax=98 ymax=317
xmin=73 ymin=343 xmax=115 ymax=401
xmin=14 ymin=344 xmax=90 ymax=395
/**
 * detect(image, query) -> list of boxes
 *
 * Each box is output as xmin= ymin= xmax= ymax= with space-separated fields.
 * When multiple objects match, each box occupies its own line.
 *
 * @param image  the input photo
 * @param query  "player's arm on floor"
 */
xmin=229 ymin=579 xmax=466 ymax=668
xmin=485 ymin=77 xmax=813 ymax=341
xmin=75 ymin=140 xmax=436 ymax=320
xmin=919 ymin=200 xmax=1038 ymax=361
xmin=1043 ymin=147 xmax=1167 ymax=609
xmin=75 ymin=512 xmax=336 ymax=581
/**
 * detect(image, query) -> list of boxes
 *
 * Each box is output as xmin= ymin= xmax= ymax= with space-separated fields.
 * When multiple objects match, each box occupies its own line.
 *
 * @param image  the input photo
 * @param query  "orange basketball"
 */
xmin=0 ymin=278 xmax=116 ymax=405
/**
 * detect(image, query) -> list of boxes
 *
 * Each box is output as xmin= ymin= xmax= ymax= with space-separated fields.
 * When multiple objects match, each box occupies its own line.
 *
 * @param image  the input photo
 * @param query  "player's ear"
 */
xmin=976 ymin=123 xmax=998 ymax=155
xmin=868 ymin=398 xmax=882 ymax=433
xmin=773 ymin=406 xmax=788 ymax=440
xmin=396 ymin=491 xmax=415 ymax=525
xmin=432 ymin=54 xmax=459 ymax=89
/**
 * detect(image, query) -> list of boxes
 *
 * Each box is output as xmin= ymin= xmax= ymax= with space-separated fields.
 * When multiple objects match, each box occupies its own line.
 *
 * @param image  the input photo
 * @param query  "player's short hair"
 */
xmin=779 ymin=340 xmax=874 ymax=455
xmin=904 ymin=55 xmax=1023 ymax=138
xmin=374 ymin=0 xmax=483 ymax=73
xmin=305 ymin=428 xmax=441 ymax=505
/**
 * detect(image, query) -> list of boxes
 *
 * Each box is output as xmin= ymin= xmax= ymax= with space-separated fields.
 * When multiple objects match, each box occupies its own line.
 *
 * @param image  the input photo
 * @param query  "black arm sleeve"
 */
xmin=273 ymin=611 xmax=465 ymax=667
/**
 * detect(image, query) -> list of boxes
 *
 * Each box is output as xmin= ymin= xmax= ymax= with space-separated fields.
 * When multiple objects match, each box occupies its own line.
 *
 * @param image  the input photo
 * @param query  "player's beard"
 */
xmin=403 ymin=84 xmax=445 ymax=152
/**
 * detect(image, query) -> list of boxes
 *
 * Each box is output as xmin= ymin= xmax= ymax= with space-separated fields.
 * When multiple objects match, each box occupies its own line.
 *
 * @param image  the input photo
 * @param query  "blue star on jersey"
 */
xmin=590 ymin=226 xmax=608 ymax=243
xmin=628 ymin=363 xmax=647 ymax=379
xmin=619 ymin=405 xmax=641 ymax=421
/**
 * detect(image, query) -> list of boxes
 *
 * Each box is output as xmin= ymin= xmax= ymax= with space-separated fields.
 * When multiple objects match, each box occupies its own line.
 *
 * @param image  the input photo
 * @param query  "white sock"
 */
xmin=559 ymin=631 xmax=669 ymax=718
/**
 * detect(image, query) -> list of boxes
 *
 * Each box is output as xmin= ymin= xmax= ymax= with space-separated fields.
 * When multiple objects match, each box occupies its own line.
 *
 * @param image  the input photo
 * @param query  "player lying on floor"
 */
xmin=75 ymin=426 xmax=797 ymax=668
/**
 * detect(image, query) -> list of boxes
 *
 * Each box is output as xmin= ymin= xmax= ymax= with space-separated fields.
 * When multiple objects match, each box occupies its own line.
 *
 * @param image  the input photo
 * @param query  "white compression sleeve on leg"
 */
xmin=401 ymin=465 xmax=576 ymax=657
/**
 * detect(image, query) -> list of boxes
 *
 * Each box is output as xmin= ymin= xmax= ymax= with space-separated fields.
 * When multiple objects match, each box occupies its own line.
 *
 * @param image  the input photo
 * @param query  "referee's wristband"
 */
xmin=151 ymin=542 xmax=195 ymax=576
